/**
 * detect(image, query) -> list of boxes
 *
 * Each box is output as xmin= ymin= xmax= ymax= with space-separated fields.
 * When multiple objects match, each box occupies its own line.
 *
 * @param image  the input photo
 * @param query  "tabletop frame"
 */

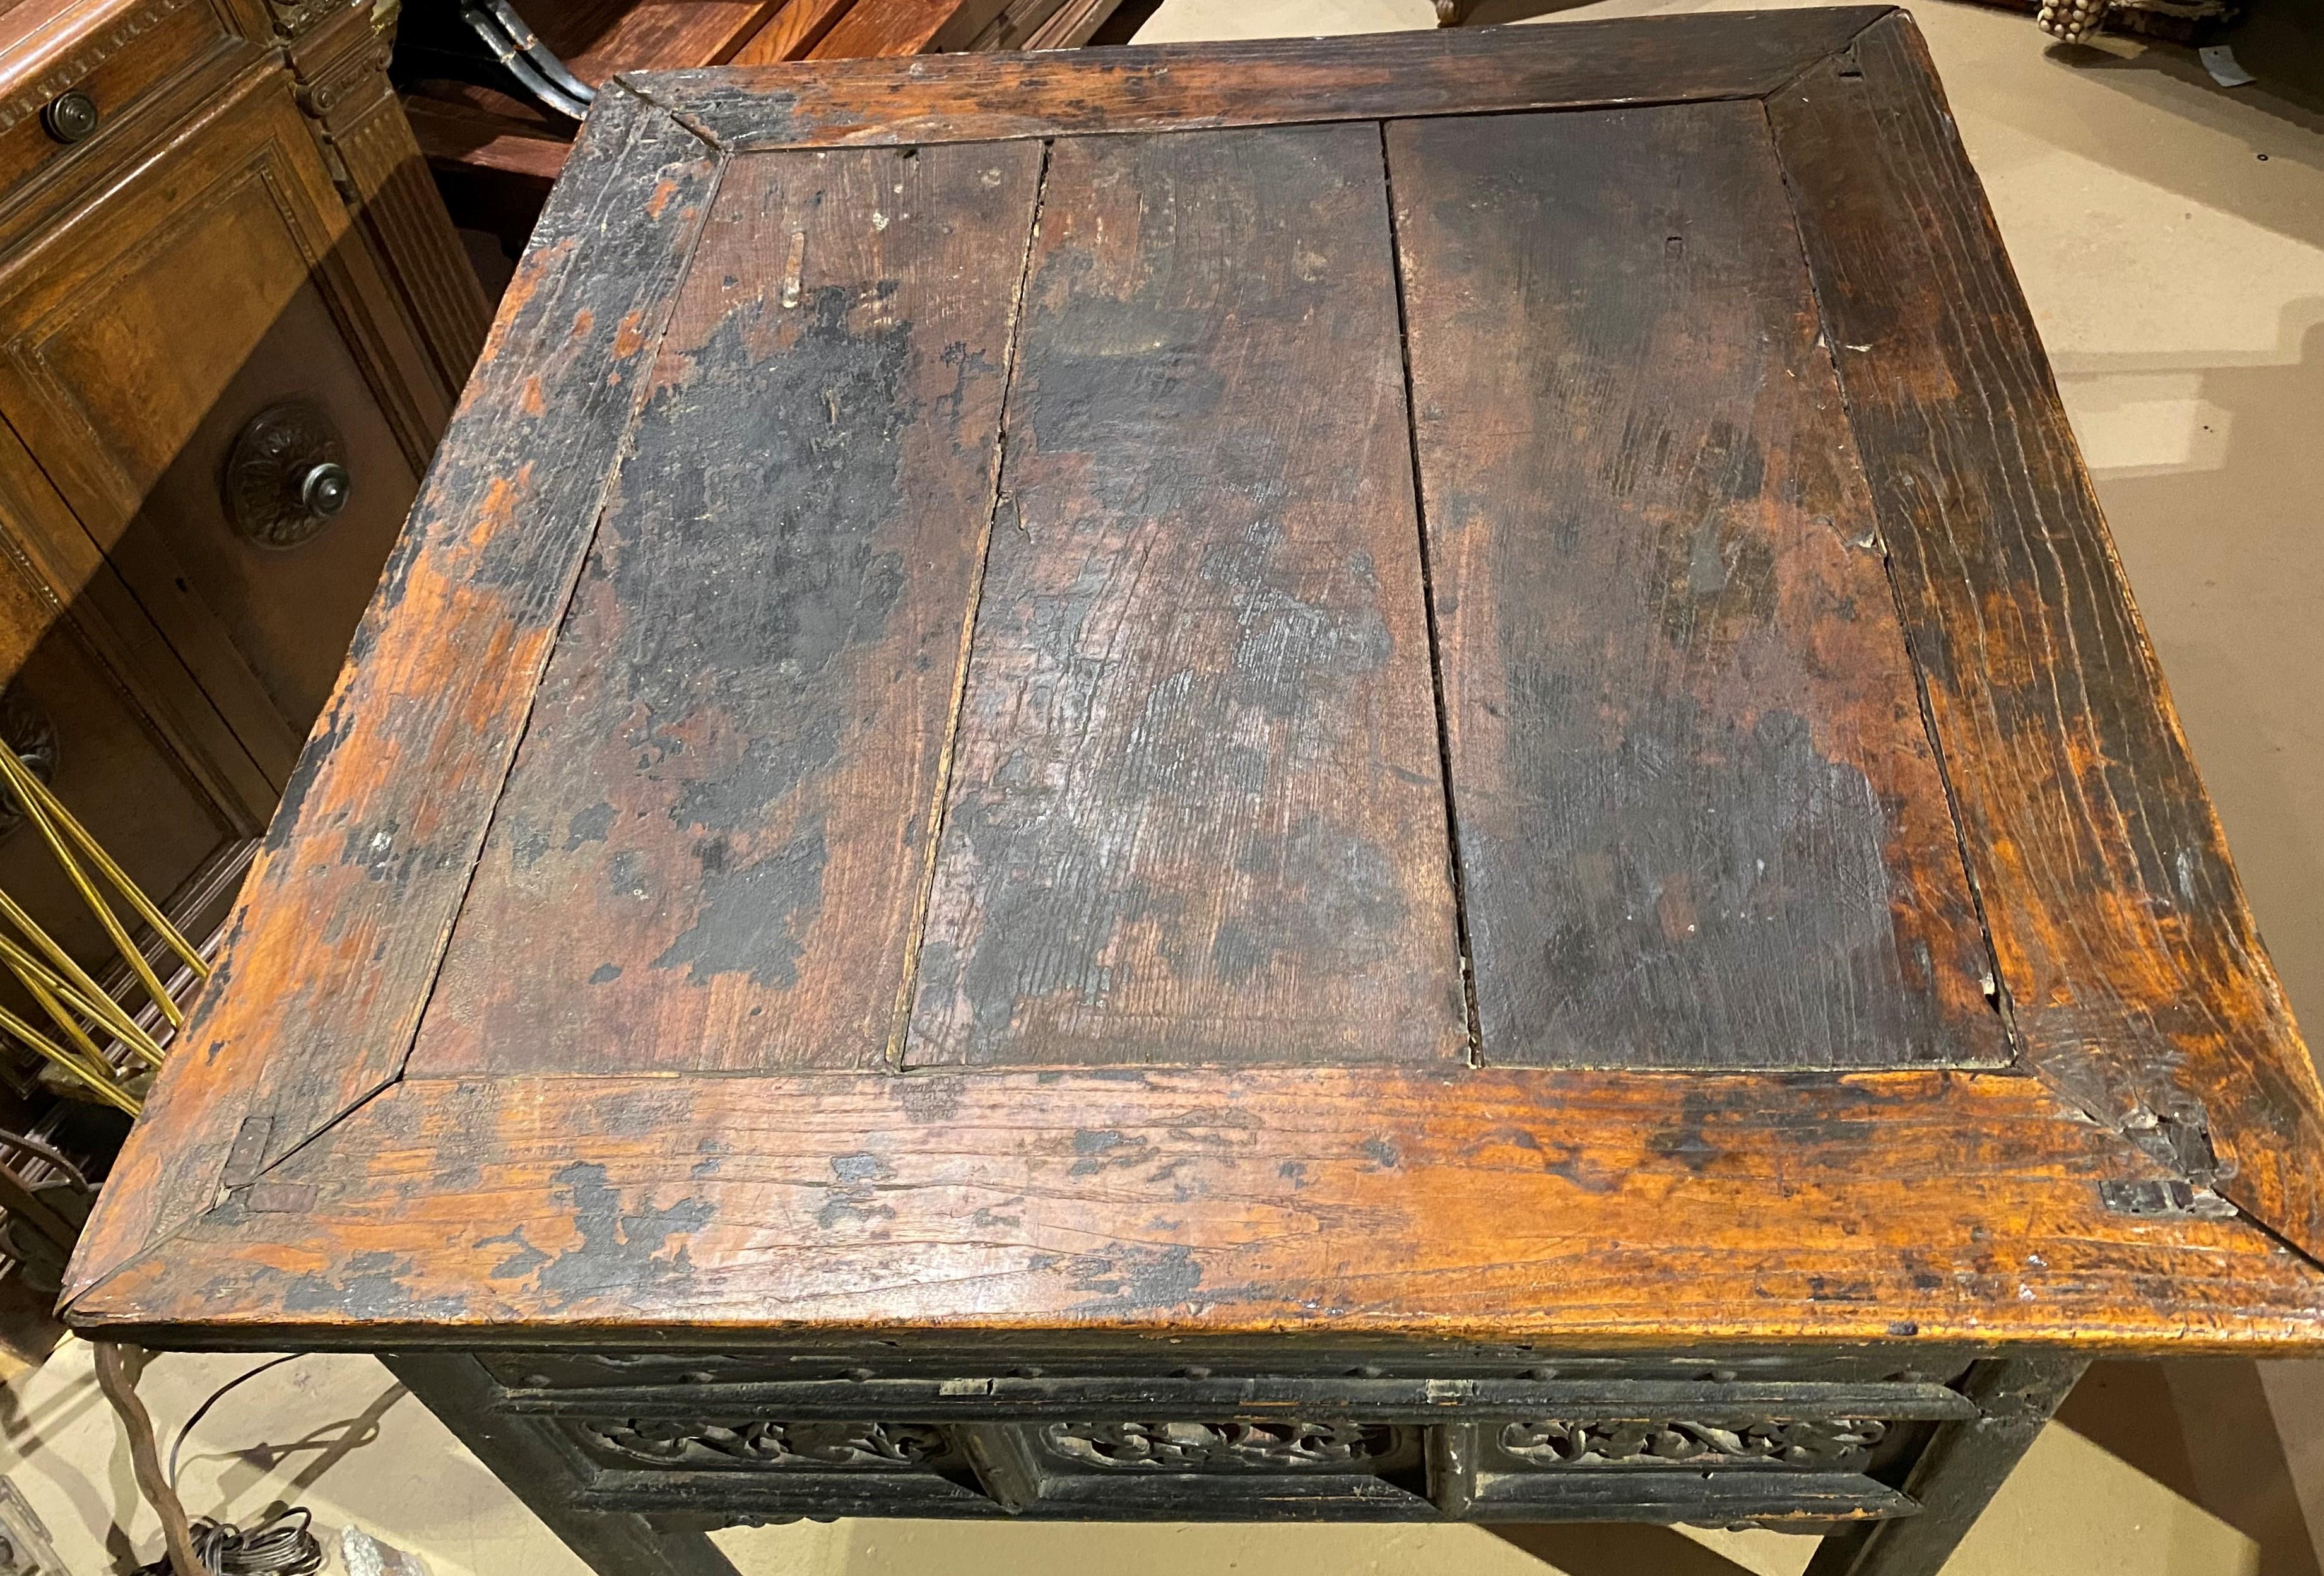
xmin=62 ymin=8 xmax=2324 ymax=1353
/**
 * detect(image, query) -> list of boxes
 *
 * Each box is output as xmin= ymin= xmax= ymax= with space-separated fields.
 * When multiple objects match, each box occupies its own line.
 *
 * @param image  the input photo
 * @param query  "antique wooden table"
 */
xmin=63 ymin=10 xmax=2324 ymax=1574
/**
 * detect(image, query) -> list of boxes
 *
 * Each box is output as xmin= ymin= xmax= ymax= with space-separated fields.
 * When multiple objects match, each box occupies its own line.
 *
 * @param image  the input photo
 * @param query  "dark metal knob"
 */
xmin=41 ymin=90 xmax=97 ymax=144
xmin=298 ymin=461 xmax=352 ymax=519
xmin=224 ymin=401 xmax=350 ymax=548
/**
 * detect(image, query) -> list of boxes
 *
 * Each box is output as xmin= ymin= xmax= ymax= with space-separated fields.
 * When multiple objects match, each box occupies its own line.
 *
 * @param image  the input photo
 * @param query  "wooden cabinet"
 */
xmin=0 ymin=0 xmax=488 ymax=1094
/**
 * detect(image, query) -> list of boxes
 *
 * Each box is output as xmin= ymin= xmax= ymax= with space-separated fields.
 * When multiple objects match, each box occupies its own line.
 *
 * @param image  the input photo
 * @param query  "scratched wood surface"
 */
xmin=904 ymin=126 xmax=1466 ymax=1068
xmin=1389 ymin=105 xmax=2000 ymax=1071
xmin=68 ymin=1067 xmax=2324 ymax=1348
xmin=62 ymin=13 xmax=2324 ymax=1351
xmin=412 ymin=141 xmax=1043 ymax=1076
xmin=649 ymin=9 xmax=1890 ymax=150
xmin=808 ymin=0 xmax=1010 ymax=57
xmin=62 ymin=86 xmax=724 ymax=1287
xmin=1767 ymin=13 xmax=2324 ymax=1261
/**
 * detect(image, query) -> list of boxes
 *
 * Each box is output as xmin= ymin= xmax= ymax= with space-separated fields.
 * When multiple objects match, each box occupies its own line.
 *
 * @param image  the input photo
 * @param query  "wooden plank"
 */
xmin=410 ymin=140 xmax=1045 ymax=1077
xmin=1388 ymin=104 xmax=2001 ymax=1071
xmin=63 ymin=1066 xmax=2324 ymax=1345
xmin=1767 ymin=13 xmax=2324 ymax=1257
xmin=904 ymin=126 xmax=1465 ymax=1069
xmin=641 ymin=9 xmax=1894 ymax=150
xmin=809 ymin=0 xmax=1011 ymax=57
xmin=58 ymin=87 xmax=724 ymax=1298
xmin=729 ymin=0 xmax=861 ymax=63
xmin=1022 ymin=0 xmax=1128 ymax=51
xmin=551 ymin=0 xmax=794 ymax=82
xmin=405 ymin=91 xmax=574 ymax=189
xmin=964 ymin=0 xmax=1073 ymax=53
xmin=500 ymin=1377 xmax=1980 ymax=1423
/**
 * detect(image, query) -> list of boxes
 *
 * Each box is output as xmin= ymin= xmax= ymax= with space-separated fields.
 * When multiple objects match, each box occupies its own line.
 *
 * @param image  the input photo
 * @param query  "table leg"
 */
xmin=382 ymin=1353 xmax=741 ymax=1576
xmin=1803 ymin=1356 xmax=2087 ymax=1576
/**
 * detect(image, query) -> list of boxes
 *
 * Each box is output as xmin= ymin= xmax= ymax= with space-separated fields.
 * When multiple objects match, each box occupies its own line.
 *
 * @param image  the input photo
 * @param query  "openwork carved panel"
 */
xmin=1043 ymin=1420 xmax=1397 ymax=1472
xmin=576 ymin=1418 xmax=949 ymax=1471
xmin=1498 ymin=1418 xmax=1886 ymax=1471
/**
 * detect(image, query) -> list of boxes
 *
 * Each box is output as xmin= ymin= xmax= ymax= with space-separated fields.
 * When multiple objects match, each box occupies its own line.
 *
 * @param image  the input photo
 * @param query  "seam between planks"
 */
xmin=1754 ymin=77 xmax=2287 ymax=1228
xmin=1759 ymin=40 xmax=2324 ymax=1271
xmin=883 ymin=139 xmax=1054 ymax=1073
xmin=708 ymin=95 xmax=1822 ymax=156
xmin=1754 ymin=93 xmax=2023 ymax=1078
xmin=1757 ymin=6 xmax=1894 ymax=105
xmin=1377 ymin=120 xmax=1482 ymax=1068
xmin=347 ymin=141 xmax=736 ymax=1133
xmin=146 ymin=104 xmax=733 ymax=1238
xmin=616 ymin=74 xmax=729 ymax=151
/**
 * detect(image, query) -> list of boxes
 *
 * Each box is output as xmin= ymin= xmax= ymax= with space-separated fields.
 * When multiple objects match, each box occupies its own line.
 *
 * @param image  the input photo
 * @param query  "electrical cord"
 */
xmin=167 ymin=1355 xmax=305 ymax=1490
xmin=132 ymin=1508 xmax=324 ymax=1576
xmin=95 ymin=1343 xmax=327 ymax=1576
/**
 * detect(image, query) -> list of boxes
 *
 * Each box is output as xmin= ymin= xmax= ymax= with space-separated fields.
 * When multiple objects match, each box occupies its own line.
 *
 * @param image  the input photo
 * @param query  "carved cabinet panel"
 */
xmin=0 ymin=57 xmax=434 ymax=776
xmin=0 ymin=0 xmax=486 ymax=1097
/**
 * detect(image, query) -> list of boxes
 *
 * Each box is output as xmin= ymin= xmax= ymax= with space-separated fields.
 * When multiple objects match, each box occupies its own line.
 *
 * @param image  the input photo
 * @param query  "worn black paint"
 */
xmin=1389 ymin=103 xmax=2003 ymax=1073
xmin=905 ymin=122 xmax=1463 ymax=1069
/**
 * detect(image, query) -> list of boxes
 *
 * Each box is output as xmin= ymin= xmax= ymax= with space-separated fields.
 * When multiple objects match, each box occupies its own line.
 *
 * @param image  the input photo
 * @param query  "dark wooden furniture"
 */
xmin=399 ymin=0 xmax=1141 ymax=256
xmin=62 ymin=11 xmax=2324 ymax=1575
xmin=0 ymin=0 xmax=487 ymax=1128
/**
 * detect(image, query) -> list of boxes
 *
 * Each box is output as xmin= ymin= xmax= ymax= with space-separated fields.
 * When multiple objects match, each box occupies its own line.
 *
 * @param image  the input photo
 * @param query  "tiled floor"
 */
xmin=6 ymin=1 xmax=2323 ymax=1572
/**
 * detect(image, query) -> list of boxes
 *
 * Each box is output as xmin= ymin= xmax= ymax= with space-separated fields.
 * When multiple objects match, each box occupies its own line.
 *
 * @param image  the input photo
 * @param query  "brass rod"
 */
xmin=1 ymin=751 xmax=208 ymax=979
xmin=0 ymin=927 xmax=168 ymax=1062
xmin=0 ymin=753 xmax=180 ymax=1026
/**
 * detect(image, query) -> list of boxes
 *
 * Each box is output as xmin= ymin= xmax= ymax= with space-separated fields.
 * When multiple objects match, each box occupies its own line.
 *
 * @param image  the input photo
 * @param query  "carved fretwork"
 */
xmin=259 ymin=0 xmax=351 ymax=41
xmin=577 ymin=1419 xmax=949 ymax=1470
xmin=1043 ymin=1420 xmax=1395 ymax=1471
xmin=1497 ymin=1418 xmax=1887 ymax=1471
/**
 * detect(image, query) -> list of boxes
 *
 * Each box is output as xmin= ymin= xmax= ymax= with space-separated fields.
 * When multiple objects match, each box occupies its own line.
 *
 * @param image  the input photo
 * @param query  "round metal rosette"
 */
xmin=223 ymin=399 xmax=353 ymax=550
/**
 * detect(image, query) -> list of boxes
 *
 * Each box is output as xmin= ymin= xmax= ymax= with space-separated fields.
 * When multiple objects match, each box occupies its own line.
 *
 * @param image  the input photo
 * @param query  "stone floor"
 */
xmin=6 ymin=0 xmax=2323 ymax=1571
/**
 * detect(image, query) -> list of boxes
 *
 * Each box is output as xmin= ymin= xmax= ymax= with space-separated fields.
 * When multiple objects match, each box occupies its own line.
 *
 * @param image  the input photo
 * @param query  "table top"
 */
xmin=66 ymin=8 xmax=2324 ymax=1353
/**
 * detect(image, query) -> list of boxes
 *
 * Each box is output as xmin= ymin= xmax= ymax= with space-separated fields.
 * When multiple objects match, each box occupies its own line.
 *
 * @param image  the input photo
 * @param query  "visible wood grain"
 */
xmin=1767 ymin=13 xmax=2324 ymax=1257
xmin=60 ymin=86 xmax=722 ymax=1298
xmin=962 ymin=0 xmax=1071 ymax=53
xmin=66 ymin=1066 xmax=2324 ymax=1346
xmin=1389 ymin=104 xmax=2000 ymax=1071
xmin=412 ymin=139 xmax=1043 ymax=1077
xmin=0 ymin=0 xmax=235 ymax=198
xmin=1020 ymin=0 xmax=1127 ymax=51
xmin=0 ymin=62 xmax=428 ymax=780
xmin=66 ymin=15 xmax=2324 ymax=1410
xmin=808 ymin=0 xmax=1007 ymax=57
xmin=550 ymin=0 xmax=791 ymax=83
xmin=729 ymin=0 xmax=859 ymax=63
xmin=905 ymin=126 xmax=1464 ymax=1069
xmin=298 ymin=7 xmax=495 ymax=401
xmin=406 ymin=90 xmax=574 ymax=187
xmin=640 ymin=10 xmax=1896 ymax=150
